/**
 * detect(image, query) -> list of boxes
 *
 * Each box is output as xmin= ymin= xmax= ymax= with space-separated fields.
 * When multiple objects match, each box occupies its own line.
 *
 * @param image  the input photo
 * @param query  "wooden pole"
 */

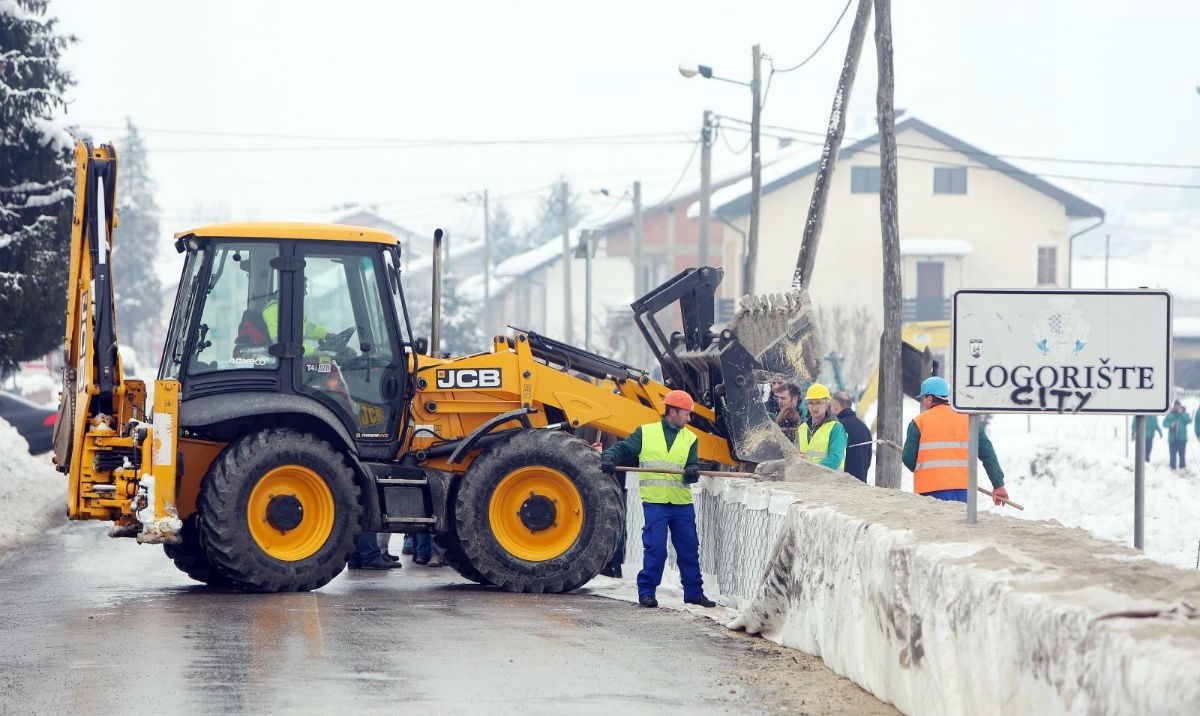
xmin=699 ymin=110 xmax=714 ymax=266
xmin=746 ymin=44 xmax=763 ymax=295
xmin=791 ymin=0 xmax=873 ymax=291
xmin=875 ymin=0 xmax=903 ymax=489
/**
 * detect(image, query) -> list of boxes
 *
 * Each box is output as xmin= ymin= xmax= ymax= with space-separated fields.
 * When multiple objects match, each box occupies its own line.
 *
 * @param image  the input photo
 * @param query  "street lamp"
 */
xmin=678 ymin=45 xmax=763 ymax=294
xmin=574 ymin=229 xmax=601 ymax=352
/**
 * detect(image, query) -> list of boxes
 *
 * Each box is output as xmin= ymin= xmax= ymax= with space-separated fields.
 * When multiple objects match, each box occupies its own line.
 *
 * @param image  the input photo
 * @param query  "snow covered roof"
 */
xmin=404 ymin=237 xmax=484 ymax=276
xmin=458 ymin=232 xmax=579 ymax=302
xmin=899 ymin=238 xmax=973 ymax=257
xmin=686 ymin=144 xmax=823 ymax=220
xmin=706 ymin=116 xmax=1105 ymax=221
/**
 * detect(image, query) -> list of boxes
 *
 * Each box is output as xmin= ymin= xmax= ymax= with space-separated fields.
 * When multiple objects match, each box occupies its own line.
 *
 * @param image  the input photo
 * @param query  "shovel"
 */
xmin=614 ymin=466 xmax=762 ymax=480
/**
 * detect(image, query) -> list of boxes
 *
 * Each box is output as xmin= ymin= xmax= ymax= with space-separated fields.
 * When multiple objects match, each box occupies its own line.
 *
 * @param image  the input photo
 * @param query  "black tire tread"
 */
xmin=454 ymin=430 xmax=622 ymax=594
xmin=163 ymin=513 xmax=231 ymax=586
xmin=197 ymin=428 xmax=362 ymax=592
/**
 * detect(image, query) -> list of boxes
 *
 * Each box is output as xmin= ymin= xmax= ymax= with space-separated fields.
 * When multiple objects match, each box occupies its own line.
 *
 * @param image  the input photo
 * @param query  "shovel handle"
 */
xmin=614 ymin=466 xmax=760 ymax=479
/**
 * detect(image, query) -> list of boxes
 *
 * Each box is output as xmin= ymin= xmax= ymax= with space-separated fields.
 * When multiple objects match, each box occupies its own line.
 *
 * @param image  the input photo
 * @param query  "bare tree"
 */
xmin=814 ymin=305 xmax=878 ymax=392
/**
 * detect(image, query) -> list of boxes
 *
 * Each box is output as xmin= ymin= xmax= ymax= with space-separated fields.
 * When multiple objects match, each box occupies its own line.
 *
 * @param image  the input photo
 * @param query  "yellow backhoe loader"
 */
xmin=53 ymin=140 xmax=823 ymax=593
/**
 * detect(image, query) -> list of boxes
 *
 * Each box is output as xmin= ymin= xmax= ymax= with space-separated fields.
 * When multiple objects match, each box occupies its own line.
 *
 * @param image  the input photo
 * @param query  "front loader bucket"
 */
xmin=632 ymin=268 xmax=824 ymax=465
xmin=717 ymin=290 xmax=824 ymax=463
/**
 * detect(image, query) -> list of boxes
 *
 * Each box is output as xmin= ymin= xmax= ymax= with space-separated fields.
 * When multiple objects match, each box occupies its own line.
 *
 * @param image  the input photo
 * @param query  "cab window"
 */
xmin=189 ymin=242 xmax=280 ymax=374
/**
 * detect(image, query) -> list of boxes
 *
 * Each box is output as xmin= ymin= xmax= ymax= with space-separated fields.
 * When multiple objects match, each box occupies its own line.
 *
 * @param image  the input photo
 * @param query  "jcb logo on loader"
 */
xmin=436 ymin=368 xmax=502 ymax=389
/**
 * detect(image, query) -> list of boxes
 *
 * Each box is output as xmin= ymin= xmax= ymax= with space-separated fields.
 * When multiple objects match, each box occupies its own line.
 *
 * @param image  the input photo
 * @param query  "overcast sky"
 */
xmin=50 ymin=0 xmax=1200 ymax=244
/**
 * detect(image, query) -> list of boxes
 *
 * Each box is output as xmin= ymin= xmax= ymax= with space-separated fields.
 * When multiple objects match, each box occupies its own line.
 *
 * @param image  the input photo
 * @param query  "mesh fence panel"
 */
xmin=619 ymin=474 xmax=796 ymax=601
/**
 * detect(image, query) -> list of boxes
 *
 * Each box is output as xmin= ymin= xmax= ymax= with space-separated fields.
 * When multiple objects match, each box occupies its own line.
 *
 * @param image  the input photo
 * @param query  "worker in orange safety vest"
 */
xmin=901 ymin=377 xmax=1010 ymax=505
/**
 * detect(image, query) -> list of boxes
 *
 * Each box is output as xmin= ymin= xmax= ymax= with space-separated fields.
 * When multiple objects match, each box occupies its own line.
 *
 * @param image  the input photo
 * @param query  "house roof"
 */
xmin=591 ymin=164 xmax=753 ymax=234
xmin=712 ymin=116 xmax=1105 ymax=220
xmin=458 ymin=232 xmax=579 ymax=302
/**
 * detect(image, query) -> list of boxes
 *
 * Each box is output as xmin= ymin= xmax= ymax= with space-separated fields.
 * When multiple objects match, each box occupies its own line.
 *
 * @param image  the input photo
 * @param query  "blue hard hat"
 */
xmin=919 ymin=376 xmax=949 ymax=398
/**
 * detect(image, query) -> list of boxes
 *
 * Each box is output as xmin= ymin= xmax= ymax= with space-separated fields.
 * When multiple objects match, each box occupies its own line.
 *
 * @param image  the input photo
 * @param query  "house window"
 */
xmin=1037 ymin=246 xmax=1057 ymax=285
xmin=850 ymin=166 xmax=880 ymax=193
xmin=933 ymin=166 xmax=967 ymax=194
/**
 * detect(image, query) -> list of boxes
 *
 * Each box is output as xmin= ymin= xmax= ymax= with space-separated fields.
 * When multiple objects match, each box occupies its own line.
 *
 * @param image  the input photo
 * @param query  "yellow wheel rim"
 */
xmin=489 ymin=466 xmax=584 ymax=562
xmin=247 ymin=465 xmax=335 ymax=561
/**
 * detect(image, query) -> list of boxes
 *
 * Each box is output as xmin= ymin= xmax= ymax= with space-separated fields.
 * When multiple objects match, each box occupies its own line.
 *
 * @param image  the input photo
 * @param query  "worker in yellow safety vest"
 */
xmin=902 ymin=376 xmax=1010 ymax=504
xmin=797 ymin=383 xmax=847 ymax=470
xmin=596 ymin=389 xmax=717 ymax=609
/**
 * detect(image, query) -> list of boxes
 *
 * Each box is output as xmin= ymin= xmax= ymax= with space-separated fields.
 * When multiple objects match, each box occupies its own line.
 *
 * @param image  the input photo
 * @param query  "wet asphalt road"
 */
xmin=0 ymin=523 xmax=891 ymax=715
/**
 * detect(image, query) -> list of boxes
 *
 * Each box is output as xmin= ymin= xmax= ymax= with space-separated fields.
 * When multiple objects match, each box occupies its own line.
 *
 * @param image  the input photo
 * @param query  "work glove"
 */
xmin=601 ymin=457 xmax=616 ymax=475
xmin=683 ymin=466 xmax=701 ymax=484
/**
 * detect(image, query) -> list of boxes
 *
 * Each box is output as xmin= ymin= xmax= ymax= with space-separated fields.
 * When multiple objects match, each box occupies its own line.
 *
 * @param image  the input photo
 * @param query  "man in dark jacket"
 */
xmin=832 ymin=391 xmax=872 ymax=482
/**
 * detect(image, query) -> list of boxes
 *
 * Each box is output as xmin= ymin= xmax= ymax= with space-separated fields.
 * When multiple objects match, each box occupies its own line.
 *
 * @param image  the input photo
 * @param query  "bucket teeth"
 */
xmin=727 ymin=289 xmax=823 ymax=381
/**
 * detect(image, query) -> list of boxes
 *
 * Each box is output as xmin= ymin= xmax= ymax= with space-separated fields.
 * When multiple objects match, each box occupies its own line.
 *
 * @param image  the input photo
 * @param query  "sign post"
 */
xmin=952 ymin=289 xmax=1171 ymax=544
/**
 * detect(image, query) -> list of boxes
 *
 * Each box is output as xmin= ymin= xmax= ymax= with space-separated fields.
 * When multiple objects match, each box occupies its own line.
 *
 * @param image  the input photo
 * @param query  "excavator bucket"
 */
xmin=632 ymin=267 xmax=823 ymax=465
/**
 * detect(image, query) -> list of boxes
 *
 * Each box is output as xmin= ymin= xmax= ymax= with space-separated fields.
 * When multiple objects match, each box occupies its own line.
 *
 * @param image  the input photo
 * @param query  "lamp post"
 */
xmin=679 ymin=45 xmax=762 ymax=293
xmin=574 ymin=229 xmax=600 ymax=352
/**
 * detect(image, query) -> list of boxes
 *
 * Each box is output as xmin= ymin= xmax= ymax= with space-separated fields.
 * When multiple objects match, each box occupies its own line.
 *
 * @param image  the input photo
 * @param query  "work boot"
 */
xmin=384 ymin=552 xmax=400 ymax=562
xmin=684 ymin=595 xmax=717 ymax=607
xmin=350 ymin=556 xmax=402 ymax=570
xmin=638 ymin=594 xmax=658 ymax=608
xmin=599 ymin=564 xmax=622 ymax=578
xmin=425 ymin=554 xmax=445 ymax=568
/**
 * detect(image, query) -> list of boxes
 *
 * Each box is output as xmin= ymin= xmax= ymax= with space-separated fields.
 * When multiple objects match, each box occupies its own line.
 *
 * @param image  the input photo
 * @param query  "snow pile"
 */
xmin=0 ymin=419 xmax=66 ymax=552
xmin=689 ymin=472 xmax=1200 ymax=715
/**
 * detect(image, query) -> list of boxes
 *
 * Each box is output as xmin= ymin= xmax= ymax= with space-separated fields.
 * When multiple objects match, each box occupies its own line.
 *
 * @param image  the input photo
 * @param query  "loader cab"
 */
xmin=160 ymin=225 xmax=412 ymax=452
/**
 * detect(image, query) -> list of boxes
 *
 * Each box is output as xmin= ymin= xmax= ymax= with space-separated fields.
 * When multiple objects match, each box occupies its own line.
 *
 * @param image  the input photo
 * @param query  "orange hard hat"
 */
xmin=663 ymin=390 xmax=695 ymax=412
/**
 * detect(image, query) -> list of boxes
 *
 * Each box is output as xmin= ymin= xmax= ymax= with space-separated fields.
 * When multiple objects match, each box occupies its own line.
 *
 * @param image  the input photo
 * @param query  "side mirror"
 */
xmin=414 ymin=337 xmax=429 ymax=355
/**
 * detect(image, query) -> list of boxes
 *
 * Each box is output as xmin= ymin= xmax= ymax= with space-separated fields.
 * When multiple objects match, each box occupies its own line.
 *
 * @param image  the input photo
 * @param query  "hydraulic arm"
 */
xmin=53 ymin=140 xmax=181 ymax=543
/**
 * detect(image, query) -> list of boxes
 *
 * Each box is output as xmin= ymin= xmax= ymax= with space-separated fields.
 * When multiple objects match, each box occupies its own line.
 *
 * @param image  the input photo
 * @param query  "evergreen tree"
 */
xmin=0 ymin=0 xmax=75 ymax=372
xmin=404 ymin=269 xmax=483 ymax=357
xmin=112 ymin=119 xmax=164 ymax=366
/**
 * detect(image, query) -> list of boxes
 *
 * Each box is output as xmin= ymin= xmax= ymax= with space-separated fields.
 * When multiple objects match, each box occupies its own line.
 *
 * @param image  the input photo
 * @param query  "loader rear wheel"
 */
xmin=197 ymin=428 xmax=362 ymax=592
xmin=454 ymin=430 xmax=622 ymax=593
xmin=163 ymin=514 xmax=231 ymax=586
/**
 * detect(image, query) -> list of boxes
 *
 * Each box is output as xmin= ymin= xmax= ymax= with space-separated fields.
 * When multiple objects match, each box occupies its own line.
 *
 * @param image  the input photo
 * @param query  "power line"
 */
xmin=650 ymin=137 xmax=703 ymax=208
xmin=725 ymin=126 xmax=1200 ymax=190
xmin=75 ymin=123 xmax=693 ymax=150
xmin=725 ymin=118 xmax=1200 ymax=171
xmin=770 ymin=0 xmax=853 ymax=73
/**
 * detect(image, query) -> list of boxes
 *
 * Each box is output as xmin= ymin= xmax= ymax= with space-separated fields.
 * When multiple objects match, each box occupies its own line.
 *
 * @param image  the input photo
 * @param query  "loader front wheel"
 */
xmin=454 ymin=430 xmax=622 ymax=593
xmin=197 ymin=429 xmax=362 ymax=592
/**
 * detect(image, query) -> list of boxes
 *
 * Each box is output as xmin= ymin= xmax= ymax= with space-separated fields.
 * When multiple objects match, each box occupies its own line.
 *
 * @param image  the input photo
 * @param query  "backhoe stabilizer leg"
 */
xmin=133 ymin=380 xmax=183 ymax=545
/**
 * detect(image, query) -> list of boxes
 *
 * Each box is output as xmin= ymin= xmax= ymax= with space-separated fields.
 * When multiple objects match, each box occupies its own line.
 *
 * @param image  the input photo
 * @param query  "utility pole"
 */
xmin=792 ymin=0 xmax=873 ymax=291
xmin=875 ymin=0 xmax=902 ymax=489
xmin=560 ymin=180 xmax=573 ymax=343
xmin=698 ymin=110 xmax=714 ymax=267
xmin=746 ymin=44 xmax=763 ymax=295
xmin=632 ymin=180 xmax=643 ymax=296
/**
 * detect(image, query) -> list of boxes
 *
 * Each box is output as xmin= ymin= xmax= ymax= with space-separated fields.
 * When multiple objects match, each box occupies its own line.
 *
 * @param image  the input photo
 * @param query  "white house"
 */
xmin=704 ymin=116 xmax=1106 ymax=330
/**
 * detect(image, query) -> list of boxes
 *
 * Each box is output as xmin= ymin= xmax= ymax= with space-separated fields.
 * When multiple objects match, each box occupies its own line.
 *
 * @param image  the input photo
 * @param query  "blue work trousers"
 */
xmin=638 ymin=502 xmax=704 ymax=601
xmin=923 ymin=488 xmax=968 ymax=503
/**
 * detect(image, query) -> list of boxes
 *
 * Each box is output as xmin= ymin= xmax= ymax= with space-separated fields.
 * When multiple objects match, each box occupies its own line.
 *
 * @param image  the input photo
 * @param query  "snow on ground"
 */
xmin=867 ymin=398 xmax=1200 ymax=571
xmin=0 ymin=419 xmax=66 ymax=553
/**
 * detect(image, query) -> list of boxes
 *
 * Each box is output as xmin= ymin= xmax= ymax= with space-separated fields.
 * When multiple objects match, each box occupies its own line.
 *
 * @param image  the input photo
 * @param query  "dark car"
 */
xmin=0 ymin=391 xmax=56 ymax=455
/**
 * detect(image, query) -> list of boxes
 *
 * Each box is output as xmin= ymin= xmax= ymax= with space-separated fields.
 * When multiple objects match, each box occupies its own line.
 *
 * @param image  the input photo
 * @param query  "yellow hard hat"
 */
xmin=804 ymin=383 xmax=831 ymax=401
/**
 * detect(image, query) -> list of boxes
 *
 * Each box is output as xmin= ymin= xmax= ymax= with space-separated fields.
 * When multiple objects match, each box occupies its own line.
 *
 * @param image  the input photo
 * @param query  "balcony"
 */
xmin=903 ymin=297 xmax=950 ymax=322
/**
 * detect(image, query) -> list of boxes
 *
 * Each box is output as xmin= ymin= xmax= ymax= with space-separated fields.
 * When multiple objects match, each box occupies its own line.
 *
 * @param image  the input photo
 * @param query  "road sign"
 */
xmin=952 ymin=289 xmax=1171 ymax=414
